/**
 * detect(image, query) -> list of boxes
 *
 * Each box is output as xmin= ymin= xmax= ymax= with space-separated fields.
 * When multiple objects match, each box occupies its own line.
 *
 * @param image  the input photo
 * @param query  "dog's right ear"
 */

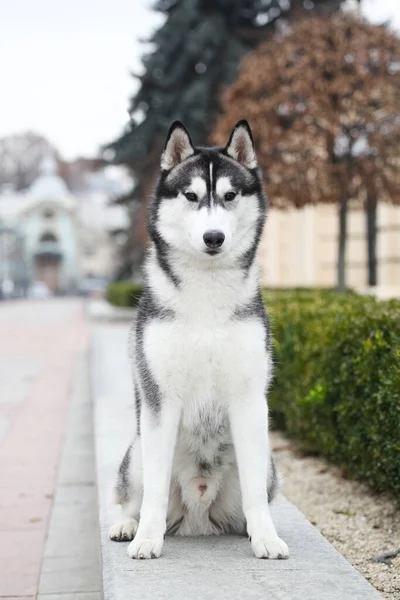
xmin=225 ymin=120 xmax=257 ymax=169
xmin=161 ymin=121 xmax=195 ymax=171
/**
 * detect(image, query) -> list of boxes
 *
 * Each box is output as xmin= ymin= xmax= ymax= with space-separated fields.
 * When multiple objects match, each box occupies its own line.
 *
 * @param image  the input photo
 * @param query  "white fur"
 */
xmin=215 ymin=176 xmax=232 ymax=198
xmin=187 ymin=176 xmax=207 ymax=200
xmin=226 ymin=125 xmax=257 ymax=169
xmin=110 ymin=131 xmax=288 ymax=561
xmin=109 ymin=518 xmax=138 ymax=541
xmin=113 ymin=254 xmax=288 ymax=560
xmin=158 ymin=189 xmax=260 ymax=257
xmin=161 ymin=127 xmax=194 ymax=171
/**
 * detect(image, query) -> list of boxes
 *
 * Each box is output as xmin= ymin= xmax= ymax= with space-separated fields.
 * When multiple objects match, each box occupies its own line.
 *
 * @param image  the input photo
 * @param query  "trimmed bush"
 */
xmin=106 ymin=282 xmax=144 ymax=308
xmin=264 ymin=290 xmax=400 ymax=498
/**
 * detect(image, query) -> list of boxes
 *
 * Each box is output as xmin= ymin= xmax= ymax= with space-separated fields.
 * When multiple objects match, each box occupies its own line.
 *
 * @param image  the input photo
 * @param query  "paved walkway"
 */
xmin=0 ymin=299 xmax=100 ymax=599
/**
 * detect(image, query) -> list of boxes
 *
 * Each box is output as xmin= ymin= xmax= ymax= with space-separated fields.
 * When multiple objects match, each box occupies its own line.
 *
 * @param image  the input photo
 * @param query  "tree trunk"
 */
xmin=366 ymin=193 xmax=377 ymax=287
xmin=337 ymin=192 xmax=348 ymax=292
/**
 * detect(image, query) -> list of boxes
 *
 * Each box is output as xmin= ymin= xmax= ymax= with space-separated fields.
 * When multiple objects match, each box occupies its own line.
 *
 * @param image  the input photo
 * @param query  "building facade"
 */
xmin=0 ymin=157 xmax=128 ymax=297
xmin=259 ymin=203 xmax=400 ymax=290
xmin=0 ymin=157 xmax=78 ymax=295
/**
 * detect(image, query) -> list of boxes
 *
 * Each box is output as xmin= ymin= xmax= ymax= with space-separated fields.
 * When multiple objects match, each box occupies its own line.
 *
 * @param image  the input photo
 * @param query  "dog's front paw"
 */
xmin=127 ymin=534 xmax=163 ymax=559
xmin=109 ymin=518 xmax=139 ymax=542
xmin=251 ymin=535 xmax=289 ymax=559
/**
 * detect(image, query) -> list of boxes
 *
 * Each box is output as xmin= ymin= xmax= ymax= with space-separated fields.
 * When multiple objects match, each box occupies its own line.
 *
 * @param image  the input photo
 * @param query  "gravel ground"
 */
xmin=271 ymin=431 xmax=400 ymax=599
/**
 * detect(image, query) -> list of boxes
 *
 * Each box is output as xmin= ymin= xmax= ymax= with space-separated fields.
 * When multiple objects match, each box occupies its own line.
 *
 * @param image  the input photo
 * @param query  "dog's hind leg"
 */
xmin=209 ymin=467 xmax=246 ymax=535
xmin=109 ymin=440 xmax=143 ymax=542
xmin=109 ymin=512 xmax=139 ymax=542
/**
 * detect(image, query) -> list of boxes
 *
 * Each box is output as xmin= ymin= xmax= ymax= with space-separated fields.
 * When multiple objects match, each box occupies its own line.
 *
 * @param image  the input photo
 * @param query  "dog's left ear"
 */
xmin=225 ymin=120 xmax=257 ymax=169
xmin=161 ymin=121 xmax=195 ymax=171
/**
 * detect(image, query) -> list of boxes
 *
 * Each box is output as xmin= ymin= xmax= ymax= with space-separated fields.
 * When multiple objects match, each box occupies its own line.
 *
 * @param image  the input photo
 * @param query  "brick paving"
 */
xmin=0 ymin=299 xmax=88 ymax=598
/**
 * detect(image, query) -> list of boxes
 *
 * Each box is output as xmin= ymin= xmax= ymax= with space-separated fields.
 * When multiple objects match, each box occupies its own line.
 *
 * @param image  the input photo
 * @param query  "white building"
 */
xmin=0 ymin=156 xmax=78 ymax=295
xmin=0 ymin=157 xmax=128 ymax=296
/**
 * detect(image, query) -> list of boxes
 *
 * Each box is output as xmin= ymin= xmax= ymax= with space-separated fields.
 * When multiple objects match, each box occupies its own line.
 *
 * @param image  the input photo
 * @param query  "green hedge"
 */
xmin=265 ymin=290 xmax=400 ymax=498
xmin=106 ymin=282 xmax=144 ymax=307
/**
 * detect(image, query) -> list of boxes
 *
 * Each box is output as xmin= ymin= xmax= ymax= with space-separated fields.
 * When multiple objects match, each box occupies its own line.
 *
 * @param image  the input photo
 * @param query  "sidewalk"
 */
xmin=0 ymin=299 xmax=99 ymax=599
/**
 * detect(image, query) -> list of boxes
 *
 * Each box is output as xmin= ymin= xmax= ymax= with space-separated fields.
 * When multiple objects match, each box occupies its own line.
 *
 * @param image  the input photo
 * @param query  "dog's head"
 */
xmin=151 ymin=120 xmax=266 ymax=265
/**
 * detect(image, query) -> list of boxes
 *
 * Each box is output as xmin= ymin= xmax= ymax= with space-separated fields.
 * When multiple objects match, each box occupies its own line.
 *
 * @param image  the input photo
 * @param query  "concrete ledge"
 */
xmin=86 ymin=298 xmax=135 ymax=322
xmin=91 ymin=325 xmax=382 ymax=600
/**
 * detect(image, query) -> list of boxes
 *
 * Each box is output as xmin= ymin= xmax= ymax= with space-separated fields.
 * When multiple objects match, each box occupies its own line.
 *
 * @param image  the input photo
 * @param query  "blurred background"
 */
xmin=0 ymin=2 xmax=399 ymax=598
xmin=0 ymin=0 xmax=399 ymax=300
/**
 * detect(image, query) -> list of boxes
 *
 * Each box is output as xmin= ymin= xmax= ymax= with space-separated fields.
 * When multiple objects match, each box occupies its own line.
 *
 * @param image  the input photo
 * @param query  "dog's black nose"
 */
xmin=203 ymin=230 xmax=225 ymax=249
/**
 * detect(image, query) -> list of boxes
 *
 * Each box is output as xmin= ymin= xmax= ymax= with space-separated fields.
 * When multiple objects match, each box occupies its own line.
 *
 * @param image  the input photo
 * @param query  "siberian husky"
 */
xmin=109 ymin=120 xmax=289 ymax=560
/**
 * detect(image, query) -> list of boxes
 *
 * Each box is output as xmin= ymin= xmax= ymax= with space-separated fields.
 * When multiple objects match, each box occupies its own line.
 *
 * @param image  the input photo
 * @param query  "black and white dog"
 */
xmin=109 ymin=120 xmax=289 ymax=560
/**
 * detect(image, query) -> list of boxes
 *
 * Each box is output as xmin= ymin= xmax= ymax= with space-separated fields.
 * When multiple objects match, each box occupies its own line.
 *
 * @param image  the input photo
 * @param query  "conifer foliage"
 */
xmin=110 ymin=1 xmax=294 ymax=164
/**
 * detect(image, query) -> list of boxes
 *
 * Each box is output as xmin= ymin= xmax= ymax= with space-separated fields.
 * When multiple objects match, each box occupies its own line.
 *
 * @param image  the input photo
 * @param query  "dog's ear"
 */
xmin=225 ymin=120 xmax=257 ymax=169
xmin=161 ymin=121 xmax=195 ymax=171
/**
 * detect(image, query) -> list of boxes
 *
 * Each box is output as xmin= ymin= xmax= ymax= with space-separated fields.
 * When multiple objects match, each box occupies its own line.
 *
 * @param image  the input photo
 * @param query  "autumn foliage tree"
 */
xmin=213 ymin=14 xmax=400 ymax=289
xmin=0 ymin=132 xmax=55 ymax=191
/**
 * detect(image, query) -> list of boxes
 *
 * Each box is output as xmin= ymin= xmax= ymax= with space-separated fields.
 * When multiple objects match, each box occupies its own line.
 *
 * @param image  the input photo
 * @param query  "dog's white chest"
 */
xmin=144 ymin=310 xmax=268 ymax=407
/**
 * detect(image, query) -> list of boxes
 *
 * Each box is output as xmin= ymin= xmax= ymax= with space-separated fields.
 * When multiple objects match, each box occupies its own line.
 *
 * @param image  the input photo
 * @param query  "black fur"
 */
xmin=239 ymin=212 xmax=266 ymax=274
xmin=136 ymin=289 xmax=175 ymax=416
xmin=151 ymin=138 xmax=267 ymax=278
xmin=233 ymin=289 xmax=272 ymax=356
xmin=232 ymin=289 xmax=265 ymax=321
xmin=198 ymin=461 xmax=213 ymax=475
xmin=267 ymin=455 xmax=278 ymax=502
xmin=134 ymin=384 xmax=141 ymax=436
xmin=148 ymin=205 xmax=181 ymax=287
xmin=115 ymin=445 xmax=132 ymax=504
xmin=166 ymin=516 xmax=184 ymax=535
xmin=158 ymin=149 xmax=261 ymax=211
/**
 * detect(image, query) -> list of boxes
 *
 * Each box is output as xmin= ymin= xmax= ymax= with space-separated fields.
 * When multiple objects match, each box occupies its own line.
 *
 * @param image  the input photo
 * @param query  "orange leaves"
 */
xmin=213 ymin=14 xmax=400 ymax=209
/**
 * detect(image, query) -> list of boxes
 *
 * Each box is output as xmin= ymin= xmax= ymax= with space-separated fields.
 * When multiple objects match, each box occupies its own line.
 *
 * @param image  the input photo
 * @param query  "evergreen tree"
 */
xmin=106 ymin=0 xmax=344 ymax=278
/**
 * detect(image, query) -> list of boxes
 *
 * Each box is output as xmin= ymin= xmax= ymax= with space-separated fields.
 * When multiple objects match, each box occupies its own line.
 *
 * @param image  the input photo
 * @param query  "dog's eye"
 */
xmin=185 ymin=192 xmax=198 ymax=202
xmin=225 ymin=192 xmax=236 ymax=201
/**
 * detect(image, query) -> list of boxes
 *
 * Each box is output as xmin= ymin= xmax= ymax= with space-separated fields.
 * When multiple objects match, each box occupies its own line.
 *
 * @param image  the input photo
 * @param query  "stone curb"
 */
xmin=91 ymin=325 xmax=383 ymax=600
xmin=86 ymin=298 xmax=135 ymax=322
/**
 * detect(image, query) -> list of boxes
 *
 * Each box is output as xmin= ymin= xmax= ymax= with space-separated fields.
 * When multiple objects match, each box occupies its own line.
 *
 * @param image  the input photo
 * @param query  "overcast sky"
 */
xmin=0 ymin=0 xmax=398 ymax=160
